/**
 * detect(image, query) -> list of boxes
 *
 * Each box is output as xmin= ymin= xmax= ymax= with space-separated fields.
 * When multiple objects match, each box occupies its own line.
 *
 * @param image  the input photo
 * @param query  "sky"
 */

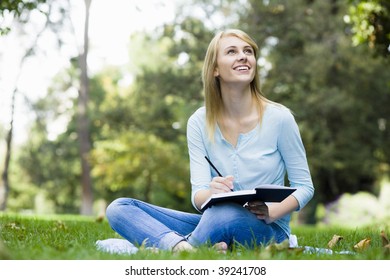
xmin=0 ymin=0 xmax=176 ymax=144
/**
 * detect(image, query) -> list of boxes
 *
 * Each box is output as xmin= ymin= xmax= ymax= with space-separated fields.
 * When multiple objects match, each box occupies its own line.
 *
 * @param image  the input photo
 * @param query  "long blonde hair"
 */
xmin=202 ymin=29 xmax=269 ymax=141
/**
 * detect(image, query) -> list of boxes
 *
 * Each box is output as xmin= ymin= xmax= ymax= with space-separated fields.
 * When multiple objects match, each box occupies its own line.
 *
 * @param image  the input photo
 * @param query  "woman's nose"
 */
xmin=237 ymin=51 xmax=247 ymax=61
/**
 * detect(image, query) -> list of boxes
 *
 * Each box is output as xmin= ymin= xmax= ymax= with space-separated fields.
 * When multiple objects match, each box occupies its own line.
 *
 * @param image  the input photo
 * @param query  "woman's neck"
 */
xmin=220 ymin=84 xmax=255 ymax=119
xmin=217 ymin=84 xmax=261 ymax=147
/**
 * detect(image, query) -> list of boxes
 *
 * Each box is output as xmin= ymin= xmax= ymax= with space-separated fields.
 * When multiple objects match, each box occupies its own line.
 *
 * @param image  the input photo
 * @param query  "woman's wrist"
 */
xmin=194 ymin=189 xmax=213 ymax=210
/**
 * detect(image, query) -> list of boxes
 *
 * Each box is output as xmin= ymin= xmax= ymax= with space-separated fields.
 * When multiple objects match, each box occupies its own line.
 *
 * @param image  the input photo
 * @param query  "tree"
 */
xmin=0 ymin=0 xmax=67 ymax=210
xmin=77 ymin=0 xmax=93 ymax=215
xmin=92 ymin=131 xmax=191 ymax=210
xmin=0 ymin=0 xmax=48 ymax=35
xmin=8 ymin=0 xmax=389 ymax=220
xmin=1 ymin=0 xmax=95 ymax=214
xmin=17 ymin=61 xmax=106 ymax=214
xmin=238 ymin=0 xmax=390 ymax=221
xmin=346 ymin=0 xmax=390 ymax=57
xmin=89 ymin=21 xmax=214 ymax=211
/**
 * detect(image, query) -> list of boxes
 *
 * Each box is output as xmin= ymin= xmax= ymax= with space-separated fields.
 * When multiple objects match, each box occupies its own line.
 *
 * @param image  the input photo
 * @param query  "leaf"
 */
xmin=95 ymin=214 xmax=105 ymax=223
xmin=353 ymin=238 xmax=371 ymax=252
xmin=265 ymin=239 xmax=290 ymax=252
xmin=287 ymin=247 xmax=305 ymax=254
xmin=52 ymin=220 xmax=67 ymax=231
xmin=380 ymin=230 xmax=389 ymax=247
xmin=327 ymin=234 xmax=343 ymax=248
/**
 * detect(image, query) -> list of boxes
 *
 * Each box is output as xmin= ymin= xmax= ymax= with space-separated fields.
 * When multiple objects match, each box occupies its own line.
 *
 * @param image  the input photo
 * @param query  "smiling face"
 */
xmin=214 ymin=35 xmax=257 ymax=86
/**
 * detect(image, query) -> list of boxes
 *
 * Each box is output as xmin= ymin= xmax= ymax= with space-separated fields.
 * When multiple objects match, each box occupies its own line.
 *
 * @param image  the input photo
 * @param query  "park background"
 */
xmin=0 ymin=0 xmax=389 ymax=231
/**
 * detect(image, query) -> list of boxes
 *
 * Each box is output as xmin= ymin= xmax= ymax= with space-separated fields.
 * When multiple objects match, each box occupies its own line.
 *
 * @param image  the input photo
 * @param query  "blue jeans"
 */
xmin=105 ymin=198 xmax=288 ymax=250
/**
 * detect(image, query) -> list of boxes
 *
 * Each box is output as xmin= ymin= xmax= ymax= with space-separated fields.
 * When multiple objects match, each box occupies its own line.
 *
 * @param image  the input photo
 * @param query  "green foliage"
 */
xmin=7 ymin=0 xmax=390 ymax=223
xmin=5 ymin=149 xmax=39 ymax=212
xmin=16 ymin=66 xmax=81 ymax=214
xmin=127 ymin=22 xmax=212 ymax=142
xmin=14 ymin=22 xmax=211 ymax=213
xmin=346 ymin=0 xmax=390 ymax=57
xmin=0 ymin=0 xmax=47 ymax=16
xmin=238 ymin=0 xmax=390 ymax=206
xmin=0 ymin=0 xmax=48 ymax=35
xmin=17 ymin=125 xmax=81 ymax=213
xmin=92 ymin=131 xmax=192 ymax=211
xmin=88 ymin=21 xmax=215 ymax=211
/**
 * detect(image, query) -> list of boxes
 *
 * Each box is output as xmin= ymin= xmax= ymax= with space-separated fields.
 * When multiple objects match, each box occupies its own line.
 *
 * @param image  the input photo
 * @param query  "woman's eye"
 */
xmin=227 ymin=49 xmax=236 ymax=54
xmin=244 ymin=49 xmax=253 ymax=55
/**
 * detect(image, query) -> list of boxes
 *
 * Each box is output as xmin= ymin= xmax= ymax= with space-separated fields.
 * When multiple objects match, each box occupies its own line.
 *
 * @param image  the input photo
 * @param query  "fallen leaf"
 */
xmin=353 ymin=238 xmax=371 ymax=252
xmin=52 ymin=220 xmax=67 ymax=231
xmin=265 ymin=239 xmax=290 ymax=252
xmin=327 ymin=234 xmax=343 ymax=248
xmin=95 ymin=214 xmax=105 ymax=223
xmin=288 ymin=247 xmax=305 ymax=254
xmin=380 ymin=230 xmax=389 ymax=247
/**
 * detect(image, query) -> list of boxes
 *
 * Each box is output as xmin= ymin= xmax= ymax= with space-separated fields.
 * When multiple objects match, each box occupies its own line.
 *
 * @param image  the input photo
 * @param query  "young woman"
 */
xmin=105 ymin=29 xmax=314 ymax=253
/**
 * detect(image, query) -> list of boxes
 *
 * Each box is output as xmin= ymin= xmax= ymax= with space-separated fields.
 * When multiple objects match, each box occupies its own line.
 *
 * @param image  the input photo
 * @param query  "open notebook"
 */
xmin=200 ymin=184 xmax=296 ymax=211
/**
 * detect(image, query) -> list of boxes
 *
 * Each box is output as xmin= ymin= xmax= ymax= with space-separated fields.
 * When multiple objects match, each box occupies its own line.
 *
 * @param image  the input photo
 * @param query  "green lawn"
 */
xmin=0 ymin=213 xmax=389 ymax=260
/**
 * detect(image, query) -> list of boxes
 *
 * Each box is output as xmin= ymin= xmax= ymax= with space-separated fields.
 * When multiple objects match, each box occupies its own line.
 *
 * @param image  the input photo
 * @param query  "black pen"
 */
xmin=205 ymin=156 xmax=234 ymax=192
xmin=204 ymin=156 xmax=223 ymax=177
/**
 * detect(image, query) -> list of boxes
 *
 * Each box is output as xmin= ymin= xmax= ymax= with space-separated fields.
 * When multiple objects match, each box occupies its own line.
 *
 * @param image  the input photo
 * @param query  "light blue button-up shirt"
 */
xmin=186 ymin=103 xmax=314 ymax=236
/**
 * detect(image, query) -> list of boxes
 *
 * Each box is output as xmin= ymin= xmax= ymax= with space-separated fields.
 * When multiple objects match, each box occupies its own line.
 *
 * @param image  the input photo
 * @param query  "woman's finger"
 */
xmin=246 ymin=201 xmax=269 ymax=220
xmin=210 ymin=176 xmax=234 ymax=193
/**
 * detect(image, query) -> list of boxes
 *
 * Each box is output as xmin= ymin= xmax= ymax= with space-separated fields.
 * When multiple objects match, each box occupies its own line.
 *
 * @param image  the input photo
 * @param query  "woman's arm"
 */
xmin=277 ymin=108 xmax=314 ymax=210
xmin=247 ymin=107 xmax=314 ymax=223
xmin=247 ymin=195 xmax=299 ymax=224
xmin=193 ymin=175 xmax=234 ymax=210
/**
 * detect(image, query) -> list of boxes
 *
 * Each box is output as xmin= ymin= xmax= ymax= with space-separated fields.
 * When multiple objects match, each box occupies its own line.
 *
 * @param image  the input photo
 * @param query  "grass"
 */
xmin=0 ymin=212 xmax=389 ymax=260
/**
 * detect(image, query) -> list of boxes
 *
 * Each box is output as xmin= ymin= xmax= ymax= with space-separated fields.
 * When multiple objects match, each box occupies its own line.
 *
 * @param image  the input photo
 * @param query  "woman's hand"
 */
xmin=247 ymin=196 xmax=299 ymax=224
xmin=246 ymin=201 xmax=273 ymax=224
xmin=209 ymin=175 xmax=234 ymax=194
xmin=193 ymin=175 xmax=234 ymax=210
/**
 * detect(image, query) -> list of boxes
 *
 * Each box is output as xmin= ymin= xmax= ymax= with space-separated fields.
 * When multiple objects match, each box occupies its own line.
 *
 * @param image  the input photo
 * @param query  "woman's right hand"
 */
xmin=193 ymin=175 xmax=234 ymax=210
xmin=209 ymin=175 xmax=234 ymax=193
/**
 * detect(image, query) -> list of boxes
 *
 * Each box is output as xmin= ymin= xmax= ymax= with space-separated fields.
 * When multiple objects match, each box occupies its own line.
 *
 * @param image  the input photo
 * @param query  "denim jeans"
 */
xmin=105 ymin=198 xmax=288 ymax=250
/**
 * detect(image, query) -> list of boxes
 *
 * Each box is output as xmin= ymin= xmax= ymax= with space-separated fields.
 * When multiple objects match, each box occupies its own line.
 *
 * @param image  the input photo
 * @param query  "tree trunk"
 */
xmin=78 ymin=0 xmax=93 ymax=215
xmin=0 ymin=5 xmax=52 ymax=210
xmin=0 ymin=91 xmax=15 ymax=211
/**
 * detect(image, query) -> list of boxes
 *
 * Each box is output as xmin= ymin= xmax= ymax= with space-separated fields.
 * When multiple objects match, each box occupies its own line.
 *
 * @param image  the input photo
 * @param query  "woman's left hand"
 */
xmin=246 ymin=201 xmax=273 ymax=224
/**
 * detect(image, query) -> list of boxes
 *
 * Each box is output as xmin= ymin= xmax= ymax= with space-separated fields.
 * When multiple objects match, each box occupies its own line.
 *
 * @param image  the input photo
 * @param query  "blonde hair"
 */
xmin=202 ymin=29 xmax=269 ymax=141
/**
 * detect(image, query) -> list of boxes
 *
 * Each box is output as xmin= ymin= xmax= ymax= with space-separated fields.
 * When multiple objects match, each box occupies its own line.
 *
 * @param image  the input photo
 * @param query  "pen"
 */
xmin=205 ymin=156 xmax=234 ymax=192
xmin=204 ymin=156 xmax=223 ymax=177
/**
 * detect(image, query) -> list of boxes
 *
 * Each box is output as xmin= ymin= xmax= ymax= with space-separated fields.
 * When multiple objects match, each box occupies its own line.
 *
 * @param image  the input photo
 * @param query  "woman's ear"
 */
xmin=214 ymin=67 xmax=219 ymax=77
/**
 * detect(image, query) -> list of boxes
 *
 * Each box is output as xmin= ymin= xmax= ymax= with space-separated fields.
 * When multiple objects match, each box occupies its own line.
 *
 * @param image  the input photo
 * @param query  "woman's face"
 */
xmin=214 ymin=35 xmax=256 ymax=87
